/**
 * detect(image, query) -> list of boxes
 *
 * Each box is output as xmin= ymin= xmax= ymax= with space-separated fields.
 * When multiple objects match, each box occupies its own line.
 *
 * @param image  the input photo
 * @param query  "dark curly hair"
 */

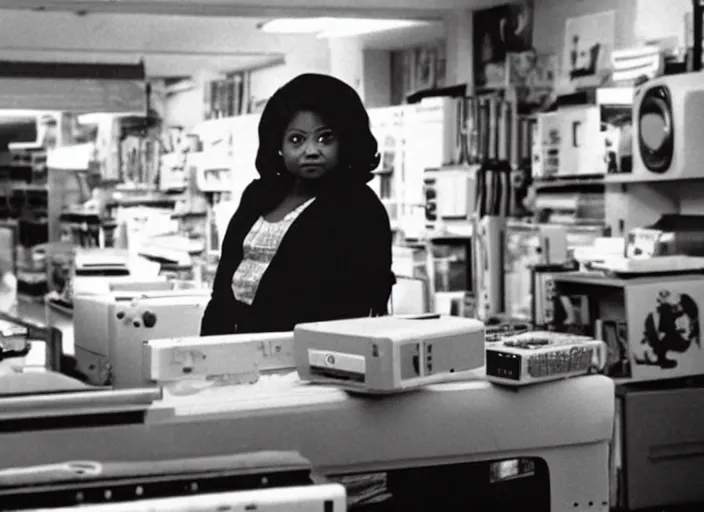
xmin=255 ymin=73 xmax=380 ymax=186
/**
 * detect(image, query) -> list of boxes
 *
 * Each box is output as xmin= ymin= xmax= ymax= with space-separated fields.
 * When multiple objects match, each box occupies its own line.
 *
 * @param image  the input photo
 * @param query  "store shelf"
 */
xmin=533 ymin=174 xmax=604 ymax=191
xmin=552 ymin=271 xmax=701 ymax=288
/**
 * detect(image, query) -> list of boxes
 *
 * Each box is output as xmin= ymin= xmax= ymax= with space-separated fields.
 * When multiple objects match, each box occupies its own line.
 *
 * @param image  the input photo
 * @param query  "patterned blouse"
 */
xmin=231 ymin=198 xmax=315 ymax=305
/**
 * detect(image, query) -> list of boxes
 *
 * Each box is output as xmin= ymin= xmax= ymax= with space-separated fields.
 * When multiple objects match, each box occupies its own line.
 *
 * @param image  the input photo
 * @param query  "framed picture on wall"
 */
xmin=561 ymin=10 xmax=616 ymax=90
xmin=473 ymin=0 xmax=534 ymax=89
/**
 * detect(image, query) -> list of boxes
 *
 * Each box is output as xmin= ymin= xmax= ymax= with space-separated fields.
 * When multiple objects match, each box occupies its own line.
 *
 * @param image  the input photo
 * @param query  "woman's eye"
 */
xmin=289 ymin=135 xmax=303 ymax=144
xmin=318 ymin=132 xmax=335 ymax=143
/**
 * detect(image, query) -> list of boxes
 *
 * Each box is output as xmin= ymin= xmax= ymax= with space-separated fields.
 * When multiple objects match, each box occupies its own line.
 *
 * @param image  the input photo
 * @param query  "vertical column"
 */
xmin=442 ymin=9 xmax=473 ymax=165
xmin=363 ymin=50 xmax=392 ymax=108
xmin=192 ymin=69 xmax=225 ymax=124
xmin=328 ymin=36 xmax=366 ymax=101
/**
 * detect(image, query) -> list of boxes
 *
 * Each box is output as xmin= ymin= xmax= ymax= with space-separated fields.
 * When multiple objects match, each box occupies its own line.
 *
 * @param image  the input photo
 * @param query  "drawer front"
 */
xmin=624 ymin=386 xmax=704 ymax=509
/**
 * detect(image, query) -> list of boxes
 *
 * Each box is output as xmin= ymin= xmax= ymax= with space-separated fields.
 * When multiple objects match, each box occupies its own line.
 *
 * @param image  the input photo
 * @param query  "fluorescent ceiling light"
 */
xmin=259 ymin=18 xmax=428 ymax=38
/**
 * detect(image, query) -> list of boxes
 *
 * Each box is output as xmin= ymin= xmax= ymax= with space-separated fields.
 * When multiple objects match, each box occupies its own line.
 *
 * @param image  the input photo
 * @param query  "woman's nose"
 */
xmin=303 ymin=140 xmax=322 ymax=155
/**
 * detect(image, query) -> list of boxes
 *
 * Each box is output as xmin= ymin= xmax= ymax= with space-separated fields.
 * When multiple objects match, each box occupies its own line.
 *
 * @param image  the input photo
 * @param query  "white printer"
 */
xmin=73 ymin=283 xmax=211 ymax=388
xmin=294 ymin=315 xmax=485 ymax=394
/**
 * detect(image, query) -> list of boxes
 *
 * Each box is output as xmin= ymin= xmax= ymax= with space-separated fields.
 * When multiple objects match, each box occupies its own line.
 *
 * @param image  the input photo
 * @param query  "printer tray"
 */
xmin=0 ymin=451 xmax=315 ymax=510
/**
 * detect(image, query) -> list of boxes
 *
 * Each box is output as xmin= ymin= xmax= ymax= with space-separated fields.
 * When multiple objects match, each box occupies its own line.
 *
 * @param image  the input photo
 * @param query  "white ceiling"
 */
xmin=0 ymin=0 xmax=504 ymax=79
xmin=0 ymin=7 xmax=447 ymax=78
xmin=0 ymin=0 xmax=500 ymax=19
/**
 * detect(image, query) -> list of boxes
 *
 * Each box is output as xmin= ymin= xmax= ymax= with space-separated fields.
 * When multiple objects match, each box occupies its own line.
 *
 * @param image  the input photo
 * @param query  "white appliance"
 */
xmin=423 ymin=165 xmax=477 ymax=233
xmin=73 ymin=249 xmax=131 ymax=277
xmin=558 ymin=106 xmax=602 ymax=176
xmin=532 ymin=107 xmax=602 ymax=178
xmin=145 ymin=332 xmax=295 ymax=382
xmin=73 ymin=286 xmax=211 ymax=388
xmin=294 ymin=315 xmax=485 ymax=394
xmin=628 ymin=71 xmax=704 ymax=182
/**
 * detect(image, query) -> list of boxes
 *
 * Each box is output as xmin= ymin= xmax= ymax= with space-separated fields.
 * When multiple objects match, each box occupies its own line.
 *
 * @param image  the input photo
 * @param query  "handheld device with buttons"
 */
xmin=485 ymin=331 xmax=607 ymax=386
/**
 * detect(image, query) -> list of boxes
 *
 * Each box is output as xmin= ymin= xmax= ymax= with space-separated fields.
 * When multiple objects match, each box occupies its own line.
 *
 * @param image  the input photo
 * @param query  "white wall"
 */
xmin=533 ymin=0 xmax=699 ymax=68
xmin=329 ymin=36 xmax=366 ymax=98
xmin=249 ymin=38 xmax=332 ymax=106
xmin=533 ymin=0 xmax=638 ymax=57
xmin=364 ymin=50 xmax=392 ymax=108
xmin=248 ymin=35 xmax=385 ymax=109
xmin=164 ymin=87 xmax=203 ymax=131
xmin=633 ymin=0 xmax=691 ymax=47
xmin=532 ymin=0 xmax=696 ymax=75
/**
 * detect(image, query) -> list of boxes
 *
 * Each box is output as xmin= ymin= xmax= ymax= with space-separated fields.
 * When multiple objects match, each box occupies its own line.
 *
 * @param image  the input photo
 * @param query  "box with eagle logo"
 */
xmin=552 ymin=272 xmax=704 ymax=383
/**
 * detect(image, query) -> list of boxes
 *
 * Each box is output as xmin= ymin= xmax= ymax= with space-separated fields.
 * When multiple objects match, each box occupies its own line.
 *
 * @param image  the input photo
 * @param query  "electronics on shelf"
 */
xmin=627 ymin=71 xmax=704 ymax=182
xmin=423 ymin=165 xmax=477 ymax=233
xmin=294 ymin=315 xmax=485 ymax=394
xmin=485 ymin=331 xmax=606 ymax=386
xmin=532 ymin=106 xmax=601 ymax=178
xmin=626 ymin=214 xmax=704 ymax=259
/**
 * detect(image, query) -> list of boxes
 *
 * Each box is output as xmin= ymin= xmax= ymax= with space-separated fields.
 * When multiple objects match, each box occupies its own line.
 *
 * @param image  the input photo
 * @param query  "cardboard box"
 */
xmin=552 ymin=273 xmax=704 ymax=382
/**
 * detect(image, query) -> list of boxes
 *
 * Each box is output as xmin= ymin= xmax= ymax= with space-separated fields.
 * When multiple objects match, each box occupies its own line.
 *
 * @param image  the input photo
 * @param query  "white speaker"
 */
xmin=629 ymin=71 xmax=704 ymax=182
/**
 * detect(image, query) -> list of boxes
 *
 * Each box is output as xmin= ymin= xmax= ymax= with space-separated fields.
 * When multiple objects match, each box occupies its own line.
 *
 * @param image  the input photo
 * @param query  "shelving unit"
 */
xmin=602 ymin=178 xmax=704 ymax=237
xmin=0 ymin=149 xmax=50 ymax=299
xmin=532 ymin=174 xmax=604 ymax=191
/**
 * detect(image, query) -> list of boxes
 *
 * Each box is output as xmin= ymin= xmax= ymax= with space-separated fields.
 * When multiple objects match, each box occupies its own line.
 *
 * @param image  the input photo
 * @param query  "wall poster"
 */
xmin=561 ymin=10 xmax=616 ymax=90
xmin=473 ymin=1 xmax=534 ymax=89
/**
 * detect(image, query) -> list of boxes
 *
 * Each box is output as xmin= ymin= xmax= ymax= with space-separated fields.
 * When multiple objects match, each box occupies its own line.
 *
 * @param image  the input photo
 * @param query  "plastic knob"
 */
xmin=142 ymin=311 xmax=157 ymax=328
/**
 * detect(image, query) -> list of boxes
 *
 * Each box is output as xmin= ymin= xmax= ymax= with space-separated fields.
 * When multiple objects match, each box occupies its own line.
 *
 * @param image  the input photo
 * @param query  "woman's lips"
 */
xmin=300 ymin=163 xmax=324 ymax=171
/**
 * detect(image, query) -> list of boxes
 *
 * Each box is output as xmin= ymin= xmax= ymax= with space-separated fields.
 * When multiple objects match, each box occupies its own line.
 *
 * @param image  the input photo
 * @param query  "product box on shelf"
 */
xmin=557 ymin=106 xmax=602 ymax=177
xmin=551 ymin=272 xmax=704 ymax=382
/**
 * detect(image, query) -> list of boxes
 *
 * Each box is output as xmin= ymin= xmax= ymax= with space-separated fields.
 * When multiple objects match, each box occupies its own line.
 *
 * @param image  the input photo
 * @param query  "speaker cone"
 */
xmin=638 ymin=85 xmax=673 ymax=174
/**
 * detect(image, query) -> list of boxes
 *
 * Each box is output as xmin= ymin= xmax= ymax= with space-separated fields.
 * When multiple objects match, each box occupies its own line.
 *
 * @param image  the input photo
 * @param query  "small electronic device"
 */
xmin=145 ymin=332 xmax=295 ymax=383
xmin=485 ymin=331 xmax=606 ymax=386
xmin=294 ymin=315 xmax=485 ymax=394
xmin=73 ymin=248 xmax=131 ymax=278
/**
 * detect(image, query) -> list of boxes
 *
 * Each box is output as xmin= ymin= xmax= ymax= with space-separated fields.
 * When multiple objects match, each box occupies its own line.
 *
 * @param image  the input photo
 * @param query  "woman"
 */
xmin=200 ymin=73 xmax=394 ymax=335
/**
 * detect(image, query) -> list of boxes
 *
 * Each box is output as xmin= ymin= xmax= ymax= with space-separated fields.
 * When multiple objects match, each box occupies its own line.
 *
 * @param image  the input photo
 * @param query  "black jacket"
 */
xmin=200 ymin=176 xmax=394 ymax=335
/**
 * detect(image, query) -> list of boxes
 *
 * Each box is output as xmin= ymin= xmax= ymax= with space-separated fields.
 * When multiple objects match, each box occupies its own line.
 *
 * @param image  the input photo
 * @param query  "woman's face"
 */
xmin=281 ymin=110 xmax=340 ymax=180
